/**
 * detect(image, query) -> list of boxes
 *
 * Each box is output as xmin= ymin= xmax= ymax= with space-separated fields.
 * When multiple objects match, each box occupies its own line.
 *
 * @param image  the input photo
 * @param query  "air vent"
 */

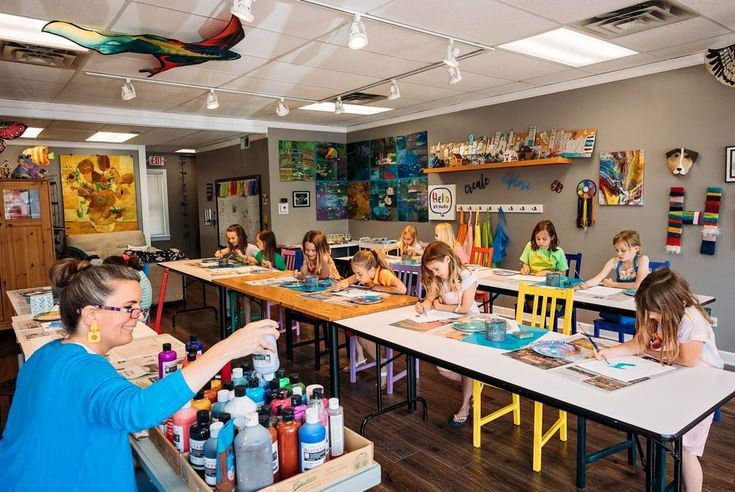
xmin=0 ymin=41 xmax=88 ymax=69
xmin=575 ymin=1 xmax=695 ymax=39
xmin=339 ymin=92 xmax=385 ymax=104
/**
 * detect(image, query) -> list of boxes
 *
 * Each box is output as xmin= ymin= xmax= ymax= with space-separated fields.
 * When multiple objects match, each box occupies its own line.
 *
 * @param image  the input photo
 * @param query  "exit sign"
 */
xmin=148 ymin=155 xmax=165 ymax=167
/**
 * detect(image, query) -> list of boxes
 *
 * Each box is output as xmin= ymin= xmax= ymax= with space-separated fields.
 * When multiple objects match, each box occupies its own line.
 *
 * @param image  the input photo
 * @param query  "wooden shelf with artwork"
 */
xmin=422 ymin=157 xmax=572 ymax=174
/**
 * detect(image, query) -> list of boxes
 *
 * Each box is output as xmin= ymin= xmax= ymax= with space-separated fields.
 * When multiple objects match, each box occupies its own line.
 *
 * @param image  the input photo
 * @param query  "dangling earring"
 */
xmin=88 ymin=322 xmax=101 ymax=344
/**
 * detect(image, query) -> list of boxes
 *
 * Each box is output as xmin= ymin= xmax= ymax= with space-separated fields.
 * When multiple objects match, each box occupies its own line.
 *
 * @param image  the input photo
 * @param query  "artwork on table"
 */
xmin=370 ymin=179 xmax=397 ymax=221
xmin=598 ymin=149 xmax=644 ymax=205
xmin=390 ymin=318 xmax=453 ymax=332
xmin=0 ymin=121 xmax=28 ymax=154
xmin=12 ymin=146 xmax=54 ymax=179
xmin=666 ymin=148 xmax=699 ymax=176
xmin=215 ymin=176 xmax=261 ymax=244
xmin=278 ymin=141 xmax=314 ymax=181
xmin=315 ymin=142 xmax=347 ymax=181
xmin=726 ymin=146 xmax=735 ymax=183
xmin=61 ymin=154 xmax=138 ymax=234
xmin=705 ymin=44 xmax=735 ymax=86
xmin=42 ymin=16 xmax=244 ymax=76
xmin=370 ymin=137 xmax=397 ymax=180
xmin=316 ymin=181 xmax=348 ymax=220
xmin=502 ymin=346 xmax=573 ymax=370
xmin=397 ymin=177 xmax=428 ymax=222
xmin=292 ymin=191 xmax=310 ymax=208
xmin=396 ymin=131 xmax=428 ymax=178
xmin=347 ymin=141 xmax=371 ymax=181
xmin=665 ymin=186 xmax=722 ymax=255
xmin=347 ymin=181 xmax=370 ymax=220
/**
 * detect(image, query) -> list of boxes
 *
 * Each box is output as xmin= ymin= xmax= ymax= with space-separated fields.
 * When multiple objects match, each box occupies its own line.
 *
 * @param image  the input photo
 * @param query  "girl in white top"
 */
xmin=593 ymin=268 xmax=722 ymax=492
xmin=383 ymin=225 xmax=424 ymax=258
xmin=214 ymin=224 xmax=260 ymax=261
xmin=415 ymin=241 xmax=479 ymax=428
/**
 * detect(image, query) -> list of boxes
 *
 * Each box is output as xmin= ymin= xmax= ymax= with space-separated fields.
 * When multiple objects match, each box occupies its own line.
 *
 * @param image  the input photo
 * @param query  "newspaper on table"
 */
xmin=106 ymin=333 xmax=185 ymax=363
xmin=246 ymin=275 xmax=297 ymax=286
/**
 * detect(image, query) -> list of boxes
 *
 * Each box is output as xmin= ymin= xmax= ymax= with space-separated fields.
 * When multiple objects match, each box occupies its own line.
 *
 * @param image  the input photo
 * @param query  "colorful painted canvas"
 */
xmin=599 ymin=149 xmax=644 ymax=205
xmin=396 ymin=131 xmax=428 ymax=178
xmin=390 ymin=318 xmax=453 ymax=332
xmin=370 ymin=137 xmax=397 ymax=180
xmin=61 ymin=154 xmax=138 ymax=234
xmin=370 ymin=179 xmax=397 ymax=221
xmin=316 ymin=181 xmax=348 ymax=220
xmin=397 ymin=177 xmax=428 ymax=222
xmin=347 ymin=181 xmax=370 ymax=220
xmin=279 ymin=140 xmax=315 ymax=181
xmin=315 ymin=142 xmax=347 ymax=181
xmin=347 ymin=140 xmax=371 ymax=181
xmin=503 ymin=346 xmax=573 ymax=370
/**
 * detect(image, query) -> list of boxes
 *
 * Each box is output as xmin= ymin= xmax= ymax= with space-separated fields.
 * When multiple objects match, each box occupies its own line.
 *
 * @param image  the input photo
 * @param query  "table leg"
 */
xmin=375 ymin=344 xmax=383 ymax=412
xmin=406 ymin=354 xmax=417 ymax=413
xmin=576 ymin=416 xmax=587 ymax=489
xmin=672 ymin=438 xmax=682 ymax=492
xmin=220 ymin=286 xmax=229 ymax=339
xmin=285 ymin=309 xmax=294 ymax=361
xmin=328 ymin=323 xmax=340 ymax=400
xmin=228 ymin=290 xmax=239 ymax=338
xmin=152 ymin=267 xmax=169 ymax=334
xmin=655 ymin=439 xmax=667 ymax=492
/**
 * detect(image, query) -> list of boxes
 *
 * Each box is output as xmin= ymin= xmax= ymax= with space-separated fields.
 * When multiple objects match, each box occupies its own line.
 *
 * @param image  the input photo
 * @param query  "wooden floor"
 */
xmin=159 ymin=283 xmax=735 ymax=492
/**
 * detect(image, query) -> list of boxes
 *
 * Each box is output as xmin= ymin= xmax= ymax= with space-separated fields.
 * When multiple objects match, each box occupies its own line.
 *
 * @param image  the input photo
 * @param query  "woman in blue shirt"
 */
xmin=0 ymin=260 xmax=279 ymax=491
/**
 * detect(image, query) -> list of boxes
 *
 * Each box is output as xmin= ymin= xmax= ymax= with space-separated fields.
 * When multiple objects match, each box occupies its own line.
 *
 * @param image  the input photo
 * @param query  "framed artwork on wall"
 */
xmin=293 ymin=190 xmax=310 ymax=207
xmin=726 ymin=146 xmax=735 ymax=183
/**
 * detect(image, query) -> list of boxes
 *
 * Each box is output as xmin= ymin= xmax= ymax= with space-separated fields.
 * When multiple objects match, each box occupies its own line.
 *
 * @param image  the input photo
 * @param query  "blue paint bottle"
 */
xmin=299 ymin=407 xmax=327 ymax=472
xmin=246 ymin=378 xmax=266 ymax=409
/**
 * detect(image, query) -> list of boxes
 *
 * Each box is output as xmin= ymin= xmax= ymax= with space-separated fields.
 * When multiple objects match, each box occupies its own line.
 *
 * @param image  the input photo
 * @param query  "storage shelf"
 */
xmin=423 ymin=157 xmax=572 ymax=174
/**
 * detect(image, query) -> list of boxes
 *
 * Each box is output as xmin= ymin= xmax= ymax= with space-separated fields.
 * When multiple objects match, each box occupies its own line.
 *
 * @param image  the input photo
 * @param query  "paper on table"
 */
xmin=246 ymin=275 xmax=296 ymax=286
xmin=579 ymin=286 xmax=619 ymax=296
xmin=332 ymin=288 xmax=378 ymax=298
xmin=106 ymin=334 xmax=185 ymax=363
xmin=576 ymin=356 xmax=676 ymax=382
xmin=410 ymin=310 xmax=461 ymax=322
xmin=509 ymin=274 xmax=544 ymax=283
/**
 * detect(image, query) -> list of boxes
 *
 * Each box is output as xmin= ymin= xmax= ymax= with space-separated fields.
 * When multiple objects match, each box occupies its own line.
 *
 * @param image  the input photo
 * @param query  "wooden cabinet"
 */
xmin=0 ymin=180 xmax=55 ymax=327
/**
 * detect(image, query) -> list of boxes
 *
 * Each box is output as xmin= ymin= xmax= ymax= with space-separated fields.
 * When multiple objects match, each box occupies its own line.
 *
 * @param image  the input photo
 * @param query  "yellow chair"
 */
xmin=472 ymin=282 xmax=575 ymax=472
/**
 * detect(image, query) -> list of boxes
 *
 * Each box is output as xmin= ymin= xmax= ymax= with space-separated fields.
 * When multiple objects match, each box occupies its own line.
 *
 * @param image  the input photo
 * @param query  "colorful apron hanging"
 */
xmin=492 ymin=207 xmax=510 ymax=267
xmin=456 ymin=207 xmax=468 ymax=245
xmin=473 ymin=208 xmax=482 ymax=248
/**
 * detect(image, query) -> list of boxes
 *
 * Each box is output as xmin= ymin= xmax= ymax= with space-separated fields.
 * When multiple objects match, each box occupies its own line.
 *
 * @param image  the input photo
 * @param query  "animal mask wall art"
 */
xmin=666 ymin=148 xmax=699 ymax=176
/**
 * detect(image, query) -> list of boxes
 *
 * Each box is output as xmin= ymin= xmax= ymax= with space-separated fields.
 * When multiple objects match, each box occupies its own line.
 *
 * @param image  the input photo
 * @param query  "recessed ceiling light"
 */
xmin=299 ymin=102 xmax=392 ymax=115
xmin=86 ymin=132 xmax=138 ymax=143
xmin=499 ymin=28 xmax=637 ymax=67
xmin=175 ymin=149 xmax=196 ymax=153
xmin=20 ymin=127 xmax=44 ymax=139
xmin=0 ymin=13 xmax=88 ymax=52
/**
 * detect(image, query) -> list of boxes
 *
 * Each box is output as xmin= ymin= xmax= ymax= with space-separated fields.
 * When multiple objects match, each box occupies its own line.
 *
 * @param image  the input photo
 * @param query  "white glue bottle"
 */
xmin=327 ymin=398 xmax=344 ymax=457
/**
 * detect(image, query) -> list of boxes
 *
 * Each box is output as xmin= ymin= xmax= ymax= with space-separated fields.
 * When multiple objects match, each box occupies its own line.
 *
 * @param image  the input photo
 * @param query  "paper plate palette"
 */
xmin=491 ymin=269 xmax=518 ymax=276
xmin=281 ymin=281 xmax=305 ymax=288
xmin=530 ymin=340 xmax=579 ymax=358
xmin=33 ymin=311 xmax=61 ymax=322
xmin=451 ymin=320 xmax=486 ymax=333
xmin=623 ymin=289 xmax=637 ymax=296
xmin=350 ymin=295 xmax=383 ymax=305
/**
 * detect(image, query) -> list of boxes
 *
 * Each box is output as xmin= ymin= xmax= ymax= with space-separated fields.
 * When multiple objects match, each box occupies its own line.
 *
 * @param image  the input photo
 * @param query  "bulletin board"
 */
xmin=215 ymin=175 xmax=262 ymax=245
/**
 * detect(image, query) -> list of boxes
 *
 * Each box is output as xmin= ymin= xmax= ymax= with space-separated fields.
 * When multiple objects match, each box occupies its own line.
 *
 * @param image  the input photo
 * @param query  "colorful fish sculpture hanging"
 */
xmin=42 ymin=15 xmax=245 ymax=76
xmin=11 ymin=145 xmax=54 ymax=179
xmin=0 ymin=121 xmax=28 ymax=154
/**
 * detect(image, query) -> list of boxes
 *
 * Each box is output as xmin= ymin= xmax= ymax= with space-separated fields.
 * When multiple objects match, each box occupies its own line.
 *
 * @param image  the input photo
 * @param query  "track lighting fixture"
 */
xmin=442 ymin=39 xmax=460 ymax=68
xmin=231 ymin=0 xmax=255 ymax=23
xmin=206 ymin=89 xmax=219 ymax=110
xmin=334 ymin=96 xmax=345 ymax=114
xmin=348 ymin=14 xmax=368 ymax=50
xmin=276 ymin=98 xmax=289 ymax=116
xmin=448 ymin=65 xmax=462 ymax=85
xmin=120 ymin=78 xmax=136 ymax=101
xmin=387 ymin=79 xmax=400 ymax=100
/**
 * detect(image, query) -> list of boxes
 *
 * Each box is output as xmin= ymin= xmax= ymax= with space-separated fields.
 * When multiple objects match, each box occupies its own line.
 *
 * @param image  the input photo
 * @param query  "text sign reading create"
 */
xmin=429 ymin=184 xmax=455 ymax=220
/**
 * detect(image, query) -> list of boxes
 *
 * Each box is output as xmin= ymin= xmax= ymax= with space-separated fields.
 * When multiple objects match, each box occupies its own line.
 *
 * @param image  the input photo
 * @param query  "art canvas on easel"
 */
xmin=215 ymin=175 xmax=262 ymax=245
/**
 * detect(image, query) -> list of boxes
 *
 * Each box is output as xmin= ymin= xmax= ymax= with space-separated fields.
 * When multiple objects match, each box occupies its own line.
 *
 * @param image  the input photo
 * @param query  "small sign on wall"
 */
xmin=428 ymin=184 xmax=455 ymax=220
xmin=148 ymin=155 xmax=165 ymax=167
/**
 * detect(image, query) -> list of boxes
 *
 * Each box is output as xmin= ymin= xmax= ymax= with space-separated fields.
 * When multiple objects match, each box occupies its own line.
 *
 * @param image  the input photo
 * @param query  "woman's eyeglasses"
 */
xmin=84 ymin=305 xmax=149 ymax=319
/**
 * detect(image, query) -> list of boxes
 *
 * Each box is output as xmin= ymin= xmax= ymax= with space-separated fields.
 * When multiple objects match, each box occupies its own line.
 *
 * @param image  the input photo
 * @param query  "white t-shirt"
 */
xmin=439 ymin=269 xmax=480 ymax=314
xmin=244 ymin=243 xmax=260 ymax=258
xmin=677 ymin=306 xmax=723 ymax=369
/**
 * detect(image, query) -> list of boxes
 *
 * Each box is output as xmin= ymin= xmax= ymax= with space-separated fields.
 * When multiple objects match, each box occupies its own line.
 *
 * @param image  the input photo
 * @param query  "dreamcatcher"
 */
xmin=576 ymin=180 xmax=596 ymax=230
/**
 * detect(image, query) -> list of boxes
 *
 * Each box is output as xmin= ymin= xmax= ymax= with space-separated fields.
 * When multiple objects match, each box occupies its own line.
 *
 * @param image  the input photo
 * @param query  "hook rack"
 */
xmin=458 ymin=204 xmax=543 ymax=214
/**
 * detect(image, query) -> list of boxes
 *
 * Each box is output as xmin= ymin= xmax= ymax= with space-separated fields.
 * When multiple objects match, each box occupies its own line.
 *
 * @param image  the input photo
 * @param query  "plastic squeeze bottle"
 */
xmin=258 ymin=413 xmax=281 ymax=483
xmin=234 ymin=412 xmax=274 ymax=491
xmin=327 ymin=398 xmax=344 ymax=457
xmin=172 ymin=401 xmax=197 ymax=453
xmin=276 ymin=408 xmax=300 ymax=479
xmin=299 ymin=406 xmax=328 ymax=472
xmin=203 ymin=421 xmax=223 ymax=487
xmin=225 ymin=385 xmax=256 ymax=420
xmin=189 ymin=410 xmax=211 ymax=475
xmin=158 ymin=343 xmax=177 ymax=379
xmin=212 ymin=389 xmax=230 ymax=421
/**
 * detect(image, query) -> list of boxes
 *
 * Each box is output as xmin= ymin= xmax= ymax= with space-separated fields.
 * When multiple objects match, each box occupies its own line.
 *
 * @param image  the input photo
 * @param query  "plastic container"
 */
xmin=172 ymin=401 xmax=197 ymax=453
xmin=234 ymin=412 xmax=274 ymax=491
xmin=485 ymin=317 xmax=508 ymax=342
xmin=189 ymin=410 xmax=211 ymax=475
xmin=192 ymin=390 xmax=212 ymax=411
xmin=258 ymin=413 xmax=281 ymax=483
xmin=305 ymin=384 xmax=324 ymax=403
xmin=290 ymin=394 xmax=307 ymax=423
xmin=232 ymin=367 xmax=247 ymax=388
xmin=265 ymin=376 xmax=280 ymax=404
xmin=225 ymin=385 xmax=257 ymax=420
xmin=275 ymin=369 xmax=289 ymax=389
xmin=299 ymin=407 xmax=328 ymax=472
xmin=182 ymin=348 xmax=197 ymax=368
xmin=327 ymin=398 xmax=344 ymax=457
xmin=224 ymin=381 xmax=235 ymax=401
xmin=270 ymin=389 xmax=291 ymax=416
xmin=246 ymin=378 xmax=266 ymax=409
xmin=277 ymin=408 xmax=300 ymax=480
xmin=186 ymin=335 xmax=204 ymax=355
xmin=204 ymin=421 xmax=223 ymax=487
xmin=212 ymin=389 xmax=230 ymax=421
xmin=158 ymin=343 xmax=177 ymax=380
xmin=252 ymin=335 xmax=280 ymax=376
xmin=203 ymin=381 xmax=218 ymax=403
xmin=286 ymin=374 xmax=306 ymax=397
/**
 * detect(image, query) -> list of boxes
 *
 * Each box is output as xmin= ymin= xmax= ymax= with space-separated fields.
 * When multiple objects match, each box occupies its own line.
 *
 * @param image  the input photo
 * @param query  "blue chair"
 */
xmin=564 ymin=253 xmax=583 ymax=333
xmin=593 ymin=260 xmax=670 ymax=342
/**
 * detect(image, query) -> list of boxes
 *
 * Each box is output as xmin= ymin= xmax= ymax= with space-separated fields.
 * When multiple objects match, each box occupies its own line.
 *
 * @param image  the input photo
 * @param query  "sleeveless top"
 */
xmin=614 ymin=254 xmax=639 ymax=283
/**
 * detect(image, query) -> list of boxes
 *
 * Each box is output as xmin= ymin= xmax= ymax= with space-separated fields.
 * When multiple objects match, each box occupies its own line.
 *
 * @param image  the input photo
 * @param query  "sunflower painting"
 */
xmin=61 ymin=154 xmax=138 ymax=233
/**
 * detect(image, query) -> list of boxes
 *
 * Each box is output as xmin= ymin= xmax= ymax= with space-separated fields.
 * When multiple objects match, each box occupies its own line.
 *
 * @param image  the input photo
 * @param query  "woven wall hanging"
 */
xmin=666 ymin=187 xmax=722 ymax=255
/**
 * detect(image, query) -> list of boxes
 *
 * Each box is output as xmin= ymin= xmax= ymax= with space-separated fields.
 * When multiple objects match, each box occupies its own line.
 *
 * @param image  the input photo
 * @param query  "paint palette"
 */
xmin=281 ymin=281 xmax=305 ymax=288
xmin=33 ymin=311 xmax=61 ymax=322
xmin=451 ymin=320 xmax=486 ymax=333
xmin=623 ymin=289 xmax=637 ymax=296
xmin=350 ymin=295 xmax=383 ymax=305
xmin=530 ymin=340 xmax=580 ymax=358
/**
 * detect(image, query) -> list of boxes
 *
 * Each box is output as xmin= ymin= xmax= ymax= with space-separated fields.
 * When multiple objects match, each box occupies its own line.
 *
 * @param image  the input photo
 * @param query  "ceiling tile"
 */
xmin=650 ymin=33 xmax=735 ymax=58
xmin=520 ymin=69 xmax=593 ymax=86
xmin=234 ymin=0 xmax=349 ymax=40
xmin=499 ymin=1 xmax=642 ymax=24
xmin=1 ymin=0 xmax=129 ymax=28
xmin=131 ymin=0 xmax=230 ymax=19
xmin=473 ymin=81 xmax=535 ymax=97
xmin=0 ymin=88 xmax=57 ymax=103
xmin=370 ymin=0 xmax=559 ymax=45
xmin=246 ymin=60 xmax=382 ymax=91
xmin=678 ymin=0 xmax=735 ymax=30
xmin=0 ymin=61 xmax=76 ymax=83
xmin=0 ymin=117 xmax=52 ymax=128
xmin=402 ymin=66 xmax=510 ymax=92
xmin=461 ymin=50 xmax=570 ymax=81
xmin=614 ymin=17 xmax=729 ymax=53
xmin=578 ymin=52 xmax=662 ymax=74
xmin=222 ymin=76 xmax=335 ymax=100
xmin=112 ymin=2 xmax=230 ymax=42
xmin=36 ymin=128 xmax=102 ymax=141
xmin=367 ymin=80 xmax=464 ymax=102
xmin=168 ymin=92 xmax=274 ymax=117
xmin=164 ymin=130 xmax=244 ymax=147
xmin=0 ymin=77 xmax=66 ymax=96
xmin=46 ymin=120 xmax=105 ymax=131
xmin=127 ymin=127 xmax=198 ymax=145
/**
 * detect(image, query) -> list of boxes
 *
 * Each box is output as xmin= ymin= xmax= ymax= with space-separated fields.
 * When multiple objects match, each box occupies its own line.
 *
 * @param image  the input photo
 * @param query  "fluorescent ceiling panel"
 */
xmin=0 ymin=13 xmax=88 ymax=52
xmin=19 ymin=127 xmax=44 ymax=138
xmin=499 ymin=28 xmax=637 ymax=67
xmin=175 ymin=148 xmax=196 ymax=153
xmin=299 ymin=102 xmax=392 ymax=115
xmin=86 ymin=131 xmax=138 ymax=143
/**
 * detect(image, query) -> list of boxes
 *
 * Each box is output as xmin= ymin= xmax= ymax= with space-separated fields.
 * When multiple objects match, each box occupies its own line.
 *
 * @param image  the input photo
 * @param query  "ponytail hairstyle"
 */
xmin=351 ymin=249 xmax=394 ymax=275
xmin=257 ymin=230 xmax=278 ymax=264
xmin=225 ymin=224 xmax=248 ymax=250
xmin=103 ymin=254 xmax=143 ymax=271
xmin=530 ymin=220 xmax=559 ymax=251
xmin=421 ymin=241 xmax=464 ymax=299
xmin=613 ymin=230 xmax=643 ymax=253
xmin=52 ymin=259 xmax=140 ymax=333
xmin=633 ymin=268 xmax=708 ymax=364
xmin=302 ymin=230 xmax=331 ymax=272
xmin=434 ymin=222 xmax=458 ymax=249
xmin=401 ymin=225 xmax=418 ymax=247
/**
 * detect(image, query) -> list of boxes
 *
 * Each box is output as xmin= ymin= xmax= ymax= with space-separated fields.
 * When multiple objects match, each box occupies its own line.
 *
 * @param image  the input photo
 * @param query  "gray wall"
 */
xmin=266 ymin=128 xmax=348 ymax=245
xmin=148 ymin=153 xmax=200 ymax=257
xmin=348 ymin=65 xmax=735 ymax=352
xmin=196 ymin=138 xmax=271 ymax=255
